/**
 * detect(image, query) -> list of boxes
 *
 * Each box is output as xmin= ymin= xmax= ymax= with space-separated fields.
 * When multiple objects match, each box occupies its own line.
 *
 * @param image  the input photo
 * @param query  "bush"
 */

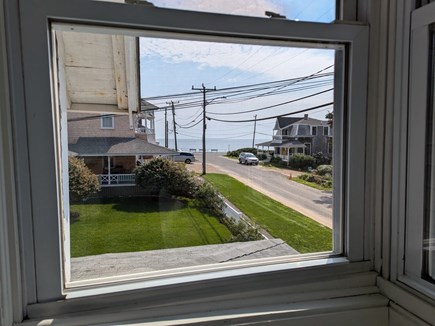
xmin=194 ymin=181 xmax=225 ymax=217
xmin=313 ymin=152 xmax=331 ymax=166
xmin=288 ymin=154 xmax=316 ymax=170
xmin=226 ymin=147 xmax=257 ymax=158
xmin=257 ymin=153 xmax=267 ymax=160
xmin=135 ymin=157 xmax=197 ymax=197
xmin=68 ymin=157 xmax=100 ymax=200
xmin=315 ymin=165 xmax=333 ymax=176
xmin=299 ymin=172 xmax=332 ymax=188
xmin=222 ymin=217 xmax=263 ymax=242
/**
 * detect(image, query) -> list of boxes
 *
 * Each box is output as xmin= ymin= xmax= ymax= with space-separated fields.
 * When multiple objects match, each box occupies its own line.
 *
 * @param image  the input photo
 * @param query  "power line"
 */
xmin=207 ymin=102 xmax=333 ymax=123
xmin=208 ymin=88 xmax=333 ymax=116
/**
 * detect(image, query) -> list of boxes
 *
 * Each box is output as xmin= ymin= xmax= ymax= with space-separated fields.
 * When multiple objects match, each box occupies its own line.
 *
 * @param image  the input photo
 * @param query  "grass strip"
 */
xmin=70 ymin=197 xmax=232 ymax=257
xmin=204 ymin=174 xmax=332 ymax=253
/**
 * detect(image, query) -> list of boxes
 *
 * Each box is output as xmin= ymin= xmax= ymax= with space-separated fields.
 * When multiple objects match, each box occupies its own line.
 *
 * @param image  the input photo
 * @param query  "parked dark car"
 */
xmin=238 ymin=152 xmax=259 ymax=165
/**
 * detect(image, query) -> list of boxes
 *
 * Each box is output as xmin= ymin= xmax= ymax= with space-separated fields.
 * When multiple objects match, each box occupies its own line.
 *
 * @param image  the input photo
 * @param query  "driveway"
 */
xmin=187 ymin=153 xmax=333 ymax=228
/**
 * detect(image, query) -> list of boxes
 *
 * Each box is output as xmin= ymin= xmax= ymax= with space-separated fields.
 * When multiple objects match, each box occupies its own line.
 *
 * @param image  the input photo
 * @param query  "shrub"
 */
xmin=222 ymin=217 xmax=263 ymax=242
xmin=257 ymin=153 xmax=267 ymax=160
xmin=313 ymin=152 xmax=331 ymax=166
xmin=315 ymin=165 xmax=333 ymax=176
xmin=68 ymin=156 xmax=100 ymax=200
xmin=288 ymin=154 xmax=316 ymax=170
xmin=194 ymin=181 xmax=225 ymax=217
xmin=135 ymin=157 xmax=197 ymax=197
xmin=270 ymin=157 xmax=283 ymax=164
xmin=226 ymin=147 xmax=257 ymax=158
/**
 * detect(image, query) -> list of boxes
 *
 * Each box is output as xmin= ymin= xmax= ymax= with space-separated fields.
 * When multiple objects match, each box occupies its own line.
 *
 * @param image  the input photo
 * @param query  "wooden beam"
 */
xmin=124 ymin=36 xmax=139 ymax=129
xmin=111 ymin=35 xmax=128 ymax=110
xmin=69 ymin=103 xmax=128 ymax=115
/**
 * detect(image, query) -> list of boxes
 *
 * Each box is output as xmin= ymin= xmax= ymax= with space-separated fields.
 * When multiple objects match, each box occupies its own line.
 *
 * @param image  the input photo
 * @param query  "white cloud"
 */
xmin=140 ymin=38 xmax=334 ymax=82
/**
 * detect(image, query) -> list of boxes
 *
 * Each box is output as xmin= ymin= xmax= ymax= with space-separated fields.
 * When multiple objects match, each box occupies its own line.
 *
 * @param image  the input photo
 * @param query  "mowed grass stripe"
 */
xmin=70 ymin=197 xmax=232 ymax=257
xmin=204 ymin=174 xmax=332 ymax=253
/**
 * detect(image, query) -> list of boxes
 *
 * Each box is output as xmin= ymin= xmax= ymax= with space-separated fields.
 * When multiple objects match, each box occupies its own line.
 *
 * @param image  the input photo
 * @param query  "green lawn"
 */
xmin=204 ymin=174 xmax=332 ymax=253
xmin=70 ymin=197 xmax=232 ymax=257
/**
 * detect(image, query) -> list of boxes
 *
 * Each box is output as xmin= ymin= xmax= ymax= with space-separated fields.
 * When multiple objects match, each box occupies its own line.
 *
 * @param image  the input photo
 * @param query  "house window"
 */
xmin=15 ymin=0 xmax=368 ymax=306
xmin=324 ymin=126 xmax=329 ymax=136
xmin=312 ymin=126 xmax=317 ymax=135
xmin=100 ymin=115 xmax=114 ymax=129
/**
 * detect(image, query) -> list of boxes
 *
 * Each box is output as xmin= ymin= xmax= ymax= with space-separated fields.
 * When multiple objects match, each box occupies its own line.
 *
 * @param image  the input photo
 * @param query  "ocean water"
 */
xmin=156 ymin=138 xmax=270 ymax=153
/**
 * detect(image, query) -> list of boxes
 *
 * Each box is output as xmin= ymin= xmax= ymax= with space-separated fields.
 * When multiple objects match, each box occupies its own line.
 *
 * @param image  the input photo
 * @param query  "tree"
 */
xmin=68 ymin=156 xmax=100 ymax=200
xmin=325 ymin=111 xmax=333 ymax=127
xmin=135 ymin=157 xmax=197 ymax=197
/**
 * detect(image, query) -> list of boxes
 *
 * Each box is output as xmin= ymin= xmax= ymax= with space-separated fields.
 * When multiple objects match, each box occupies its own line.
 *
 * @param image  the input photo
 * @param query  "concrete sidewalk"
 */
xmin=71 ymin=239 xmax=298 ymax=281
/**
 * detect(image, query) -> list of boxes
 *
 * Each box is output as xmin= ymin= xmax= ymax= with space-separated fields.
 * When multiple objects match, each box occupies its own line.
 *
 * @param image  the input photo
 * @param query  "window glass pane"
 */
xmin=424 ymin=26 xmax=435 ymax=283
xmin=101 ymin=116 xmax=114 ymax=128
xmin=97 ymin=0 xmax=336 ymax=23
xmin=54 ymin=26 xmax=338 ymax=284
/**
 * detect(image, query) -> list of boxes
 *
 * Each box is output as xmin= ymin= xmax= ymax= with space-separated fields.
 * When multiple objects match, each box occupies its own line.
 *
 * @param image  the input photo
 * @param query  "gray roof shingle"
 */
xmin=69 ymin=137 xmax=178 ymax=156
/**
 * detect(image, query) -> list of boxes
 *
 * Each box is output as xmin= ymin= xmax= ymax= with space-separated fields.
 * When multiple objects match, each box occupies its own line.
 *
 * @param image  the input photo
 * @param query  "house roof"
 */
xmin=275 ymin=117 xmax=302 ymax=129
xmin=256 ymin=141 xmax=274 ymax=147
xmin=68 ymin=137 xmax=177 ymax=156
xmin=279 ymin=140 xmax=306 ymax=148
xmin=274 ymin=116 xmax=329 ymax=130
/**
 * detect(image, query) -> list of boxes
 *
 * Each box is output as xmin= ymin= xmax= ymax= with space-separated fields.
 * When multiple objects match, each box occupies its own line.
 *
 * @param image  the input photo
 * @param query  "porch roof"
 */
xmin=256 ymin=140 xmax=274 ymax=147
xmin=68 ymin=137 xmax=177 ymax=156
xmin=279 ymin=140 xmax=306 ymax=148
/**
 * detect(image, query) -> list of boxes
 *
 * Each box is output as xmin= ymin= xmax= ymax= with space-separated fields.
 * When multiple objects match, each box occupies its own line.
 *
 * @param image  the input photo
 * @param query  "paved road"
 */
xmin=193 ymin=153 xmax=333 ymax=228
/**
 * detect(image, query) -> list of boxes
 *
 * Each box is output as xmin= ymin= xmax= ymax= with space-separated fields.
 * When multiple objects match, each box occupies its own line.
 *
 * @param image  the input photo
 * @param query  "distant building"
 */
xmin=257 ymin=114 xmax=332 ymax=163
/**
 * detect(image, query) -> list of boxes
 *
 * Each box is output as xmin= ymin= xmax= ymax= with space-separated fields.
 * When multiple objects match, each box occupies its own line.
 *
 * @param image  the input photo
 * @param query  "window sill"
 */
xmin=27 ymin=259 xmax=373 ymax=320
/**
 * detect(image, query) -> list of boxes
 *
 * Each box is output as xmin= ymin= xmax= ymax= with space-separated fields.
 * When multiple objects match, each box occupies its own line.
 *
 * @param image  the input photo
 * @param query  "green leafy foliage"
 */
xmin=298 ymin=165 xmax=333 ymax=190
xmin=313 ymin=152 xmax=331 ymax=166
xmin=194 ymin=181 xmax=225 ymax=217
xmin=226 ymin=147 xmax=257 ymax=157
xmin=68 ymin=156 xmax=100 ymax=200
xmin=222 ymin=217 xmax=263 ymax=242
xmin=135 ymin=157 xmax=197 ymax=197
xmin=288 ymin=154 xmax=316 ymax=170
xmin=316 ymin=165 xmax=333 ymax=177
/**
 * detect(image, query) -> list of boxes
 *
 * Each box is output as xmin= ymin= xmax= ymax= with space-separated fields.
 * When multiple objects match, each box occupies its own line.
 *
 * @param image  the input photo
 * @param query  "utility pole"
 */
xmin=167 ymin=101 xmax=179 ymax=151
xmin=164 ymin=107 xmax=168 ymax=148
xmin=192 ymin=84 xmax=216 ymax=175
xmin=252 ymin=114 xmax=257 ymax=148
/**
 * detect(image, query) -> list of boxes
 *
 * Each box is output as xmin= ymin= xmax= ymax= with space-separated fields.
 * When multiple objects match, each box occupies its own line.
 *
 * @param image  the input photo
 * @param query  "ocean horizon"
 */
xmin=156 ymin=138 xmax=270 ymax=153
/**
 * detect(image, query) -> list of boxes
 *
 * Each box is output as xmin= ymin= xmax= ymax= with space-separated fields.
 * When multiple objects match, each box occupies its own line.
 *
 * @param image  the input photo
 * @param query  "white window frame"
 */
xmin=9 ymin=0 xmax=368 ymax=313
xmin=100 ymin=115 xmax=115 ymax=129
xmin=401 ymin=1 xmax=435 ymax=298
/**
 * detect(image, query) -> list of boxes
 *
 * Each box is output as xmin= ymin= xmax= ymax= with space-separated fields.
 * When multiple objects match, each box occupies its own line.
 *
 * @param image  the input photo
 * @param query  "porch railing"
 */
xmin=98 ymin=174 xmax=136 ymax=186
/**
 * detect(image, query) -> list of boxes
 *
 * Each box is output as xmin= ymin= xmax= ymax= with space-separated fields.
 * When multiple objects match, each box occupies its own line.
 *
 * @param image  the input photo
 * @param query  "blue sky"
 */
xmin=140 ymin=0 xmax=336 ymax=141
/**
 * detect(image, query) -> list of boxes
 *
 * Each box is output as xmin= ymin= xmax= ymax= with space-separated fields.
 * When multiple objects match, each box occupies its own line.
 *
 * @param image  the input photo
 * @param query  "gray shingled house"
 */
xmin=257 ymin=114 xmax=332 ymax=163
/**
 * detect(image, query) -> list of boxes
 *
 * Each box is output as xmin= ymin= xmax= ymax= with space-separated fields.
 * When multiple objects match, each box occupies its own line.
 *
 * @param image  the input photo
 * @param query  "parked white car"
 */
xmin=238 ymin=152 xmax=259 ymax=165
xmin=172 ymin=152 xmax=196 ymax=164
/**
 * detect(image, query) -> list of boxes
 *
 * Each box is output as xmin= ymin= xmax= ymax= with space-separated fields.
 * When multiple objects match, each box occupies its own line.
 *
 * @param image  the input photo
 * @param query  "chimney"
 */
xmin=304 ymin=114 xmax=308 ymax=120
